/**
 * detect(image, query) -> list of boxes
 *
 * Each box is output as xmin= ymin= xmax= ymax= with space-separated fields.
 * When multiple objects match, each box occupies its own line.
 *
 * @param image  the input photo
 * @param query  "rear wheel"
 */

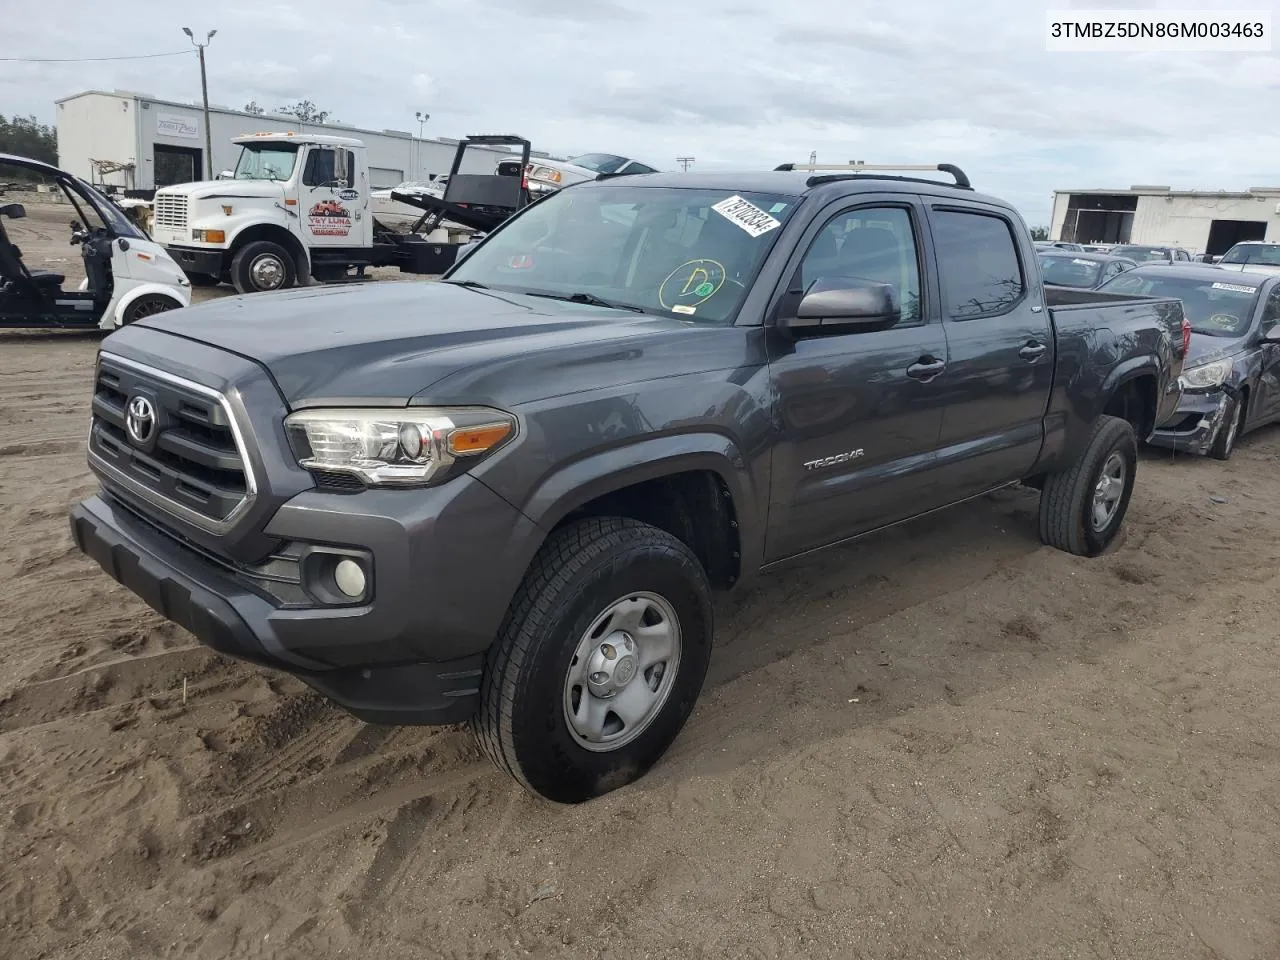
xmin=230 ymin=240 xmax=296 ymax=294
xmin=121 ymin=294 xmax=182 ymax=325
xmin=1209 ymin=396 xmax=1244 ymax=461
xmin=472 ymin=517 xmax=713 ymax=804
xmin=1038 ymin=415 xmax=1138 ymax=557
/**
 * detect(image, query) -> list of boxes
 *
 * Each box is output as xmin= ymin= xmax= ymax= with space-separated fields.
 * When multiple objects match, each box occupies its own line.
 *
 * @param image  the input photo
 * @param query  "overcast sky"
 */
xmin=3 ymin=0 xmax=1277 ymax=224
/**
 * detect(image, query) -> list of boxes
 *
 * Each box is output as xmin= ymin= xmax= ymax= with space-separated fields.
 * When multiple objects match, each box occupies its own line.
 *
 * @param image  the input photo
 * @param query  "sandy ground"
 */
xmin=3 ymin=203 xmax=1280 ymax=960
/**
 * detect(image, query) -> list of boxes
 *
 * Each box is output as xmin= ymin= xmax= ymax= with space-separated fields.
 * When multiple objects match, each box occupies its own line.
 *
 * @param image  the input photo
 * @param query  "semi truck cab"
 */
xmin=150 ymin=132 xmax=376 ymax=293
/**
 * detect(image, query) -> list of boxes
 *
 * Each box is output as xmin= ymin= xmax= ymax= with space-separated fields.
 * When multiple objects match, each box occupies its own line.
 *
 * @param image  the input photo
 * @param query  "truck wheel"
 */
xmin=121 ymin=294 xmax=182 ymax=325
xmin=472 ymin=517 xmax=713 ymax=804
xmin=185 ymin=272 xmax=220 ymax=287
xmin=1209 ymin=397 xmax=1243 ymax=461
xmin=230 ymin=240 xmax=296 ymax=294
xmin=1038 ymin=414 xmax=1137 ymax=558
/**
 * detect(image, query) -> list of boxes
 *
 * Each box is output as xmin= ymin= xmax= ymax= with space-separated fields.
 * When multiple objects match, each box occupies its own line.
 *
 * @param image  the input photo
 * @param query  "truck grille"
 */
xmin=88 ymin=355 xmax=255 ymax=533
xmin=152 ymin=193 xmax=189 ymax=231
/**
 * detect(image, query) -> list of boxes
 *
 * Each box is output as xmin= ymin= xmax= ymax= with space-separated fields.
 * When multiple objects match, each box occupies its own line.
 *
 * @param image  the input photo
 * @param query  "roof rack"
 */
xmin=774 ymin=162 xmax=971 ymax=191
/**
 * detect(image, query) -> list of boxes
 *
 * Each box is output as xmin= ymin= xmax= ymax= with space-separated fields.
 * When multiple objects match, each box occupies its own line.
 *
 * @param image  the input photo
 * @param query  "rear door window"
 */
xmin=930 ymin=209 xmax=1026 ymax=319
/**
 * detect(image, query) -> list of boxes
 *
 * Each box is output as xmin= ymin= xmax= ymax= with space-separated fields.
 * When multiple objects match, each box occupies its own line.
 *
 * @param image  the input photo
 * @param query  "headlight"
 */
xmin=531 ymin=166 xmax=562 ymax=184
xmin=284 ymin=407 xmax=516 ymax=488
xmin=1178 ymin=359 xmax=1232 ymax=391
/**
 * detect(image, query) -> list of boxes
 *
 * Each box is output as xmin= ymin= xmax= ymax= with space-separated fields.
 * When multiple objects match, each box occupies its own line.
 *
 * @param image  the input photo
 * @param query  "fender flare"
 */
xmin=108 ymin=282 xmax=192 ymax=328
xmin=1095 ymin=356 xmax=1163 ymax=442
xmin=514 ymin=431 xmax=765 ymax=576
xmin=225 ymin=220 xmax=312 ymax=275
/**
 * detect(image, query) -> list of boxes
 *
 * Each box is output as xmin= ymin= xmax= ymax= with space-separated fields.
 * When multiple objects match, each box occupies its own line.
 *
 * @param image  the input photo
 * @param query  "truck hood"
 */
xmin=157 ymin=179 xmax=286 ymax=201
xmin=133 ymin=282 xmax=742 ymax=407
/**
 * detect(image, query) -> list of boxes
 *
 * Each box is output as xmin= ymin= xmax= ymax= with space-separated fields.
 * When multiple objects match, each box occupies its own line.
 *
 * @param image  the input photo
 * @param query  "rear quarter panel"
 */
xmin=1038 ymin=290 xmax=1186 ymax=470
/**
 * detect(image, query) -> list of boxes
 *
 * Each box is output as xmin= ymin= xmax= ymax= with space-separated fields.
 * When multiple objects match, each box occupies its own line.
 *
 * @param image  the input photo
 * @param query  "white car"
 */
xmin=517 ymin=153 xmax=661 ymax=196
xmin=1214 ymin=240 xmax=1280 ymax=277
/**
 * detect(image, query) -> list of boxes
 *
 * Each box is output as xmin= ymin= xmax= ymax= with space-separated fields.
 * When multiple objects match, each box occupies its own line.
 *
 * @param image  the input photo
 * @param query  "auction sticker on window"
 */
xmin=1211 ymin=281 xmax=1257 ymax=294
xmin=711 ymin=195 xmax=781 ymax=238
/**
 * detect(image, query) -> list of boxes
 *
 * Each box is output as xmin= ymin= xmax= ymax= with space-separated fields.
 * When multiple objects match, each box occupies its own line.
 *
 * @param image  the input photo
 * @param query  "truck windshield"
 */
xmin=1038 ymin=255 xmax=1102 ymax=288
xmin=446 ymin=184 xmax=800 ymax=324
xmin=232 ymin=144 xmax=299 ymax=181
xmin=1110 ymin=246 xmax=1172 ymax=262
xmin=1099 ymin=272 xmax=1261 ymax=337
xmin=1219 ymin=244 xmax=1280 ymax=266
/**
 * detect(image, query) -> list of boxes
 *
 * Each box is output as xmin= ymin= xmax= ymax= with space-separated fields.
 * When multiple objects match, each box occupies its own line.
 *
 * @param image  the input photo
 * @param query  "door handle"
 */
xmin=906 ymin=356 xmax=946 ymax=381
xmin=1019 ymin=341 xmax=1047 ymax=361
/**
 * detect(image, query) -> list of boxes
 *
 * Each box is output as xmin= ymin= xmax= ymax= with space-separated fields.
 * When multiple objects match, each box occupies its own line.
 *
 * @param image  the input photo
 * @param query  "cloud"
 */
xmin=2 ymin=0 xmax=1277 ymax=226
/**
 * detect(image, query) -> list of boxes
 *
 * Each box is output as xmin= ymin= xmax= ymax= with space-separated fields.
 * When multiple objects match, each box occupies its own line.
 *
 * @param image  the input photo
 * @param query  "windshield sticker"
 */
xmin=672 ymin=304 xmax=697 ymax=315
xmin=659 ymin=259 xmax=726 ymax=310
xmin=768 ymin=202 xmax=788 ymax=214
xmin=1211 ymin=281 xmax=1256 ymax=294
xmin=1207 ymin=313 xmax=1240 ymax=329
xmin=711 ymin=195 xmax=781 ymax=238
xmin=307 ymin=200 xmax=351 ymax=236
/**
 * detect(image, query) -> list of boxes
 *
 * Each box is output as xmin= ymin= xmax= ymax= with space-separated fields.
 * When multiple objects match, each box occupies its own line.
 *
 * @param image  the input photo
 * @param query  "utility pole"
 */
xmin=182 ymin=27 xmax=217 ymax=180
xmin=676 ymin=157 xmax=695 ymax=172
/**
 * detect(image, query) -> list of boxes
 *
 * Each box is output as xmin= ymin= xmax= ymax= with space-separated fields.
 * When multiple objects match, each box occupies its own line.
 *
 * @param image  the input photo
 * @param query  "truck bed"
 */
xmin=1044 ymin=286 xmax=1175 ymax=310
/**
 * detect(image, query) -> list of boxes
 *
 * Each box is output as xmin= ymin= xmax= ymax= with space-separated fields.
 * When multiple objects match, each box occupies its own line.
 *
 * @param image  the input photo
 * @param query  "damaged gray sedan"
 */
xmin=1097 ymin=264 xmax=1280 ymax=460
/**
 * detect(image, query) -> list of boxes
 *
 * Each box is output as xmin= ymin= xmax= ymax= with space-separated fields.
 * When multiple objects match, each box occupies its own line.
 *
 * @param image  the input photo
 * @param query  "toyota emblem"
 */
xmin=125 ymin=395 xmax=157 ymax=445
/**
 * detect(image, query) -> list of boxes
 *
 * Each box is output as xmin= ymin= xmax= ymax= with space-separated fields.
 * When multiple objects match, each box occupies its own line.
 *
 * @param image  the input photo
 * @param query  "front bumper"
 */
xmin=1148 ymin=385 xmax=1237 ymax=456
xmin=165 ymin=245 xmax=226 ymax=278
xmin=69 ymin=478 xmax=536 ymax=725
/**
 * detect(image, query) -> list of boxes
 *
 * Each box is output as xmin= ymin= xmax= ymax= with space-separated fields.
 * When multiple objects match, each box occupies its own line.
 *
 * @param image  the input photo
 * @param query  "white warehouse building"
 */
xmin=54 ymin=89 xmax=536 ymax=193
xmin=1051 ymin=185 xmax=1280 ymax=257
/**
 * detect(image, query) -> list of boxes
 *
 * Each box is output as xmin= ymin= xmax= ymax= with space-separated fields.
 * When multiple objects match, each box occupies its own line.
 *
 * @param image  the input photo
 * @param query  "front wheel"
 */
xmin=230 ymin=240 xmax=296 ymax=295
xmin=121 ymin=294 xmax=182 ymax=325
xmin=1209 ymin=396 xmax=1243 ymax=461
xmin=1038 ymin=414 xmax=1138 ymax=557
xmin=472 ymin=517 xmax=713 ymax=803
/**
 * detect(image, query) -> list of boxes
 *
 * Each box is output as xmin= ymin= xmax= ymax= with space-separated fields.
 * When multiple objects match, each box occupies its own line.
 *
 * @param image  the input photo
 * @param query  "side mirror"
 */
xmin=216 ymin=170 xmax=234 ymax=180
xmin=1263 ymin=322 xmax=1280 ymax=344
xmin=778 ymin=276 xmax=900 ymax=336
xmin=69 ymin=218 xmax=81 ymax=231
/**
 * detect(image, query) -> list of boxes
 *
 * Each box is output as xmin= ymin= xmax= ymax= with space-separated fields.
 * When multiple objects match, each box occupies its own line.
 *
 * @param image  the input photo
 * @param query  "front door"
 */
xmin=299 ymin=146 xmax=362 ymax=249
xmin=765 ymin=200 xmax=950 ymax=562
xmin=925 ymin=203 xmax=1055 ymax=500
xmin=1251 ymin=286 xmax=1280 ymax=426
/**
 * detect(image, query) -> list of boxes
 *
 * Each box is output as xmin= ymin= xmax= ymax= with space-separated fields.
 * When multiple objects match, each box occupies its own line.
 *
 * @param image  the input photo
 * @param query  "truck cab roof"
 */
xmin=231 ymin=132 xmax=364 ymax=148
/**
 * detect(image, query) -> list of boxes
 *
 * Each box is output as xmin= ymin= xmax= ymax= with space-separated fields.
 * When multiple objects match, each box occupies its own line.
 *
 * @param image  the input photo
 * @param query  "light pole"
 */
xmin=676 ymin=157 xmax=695 ymax=172
xmin=183 ymin=27 xmax=217 ymax=180
xmin=415 ymin=111 xmax=429 ymax=178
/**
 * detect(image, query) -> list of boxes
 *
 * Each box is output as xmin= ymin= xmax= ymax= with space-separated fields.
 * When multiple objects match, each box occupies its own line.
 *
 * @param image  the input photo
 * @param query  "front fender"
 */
xmin=515 ymin=432 xmax=764 ymax=579
xmin=104 ymin=282 xmax=193 ymax=329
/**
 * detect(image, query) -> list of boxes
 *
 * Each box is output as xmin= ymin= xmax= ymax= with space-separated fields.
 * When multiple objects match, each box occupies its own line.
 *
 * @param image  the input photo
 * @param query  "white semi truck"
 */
xmin=148 ymin=131 xmax=533 ymax=294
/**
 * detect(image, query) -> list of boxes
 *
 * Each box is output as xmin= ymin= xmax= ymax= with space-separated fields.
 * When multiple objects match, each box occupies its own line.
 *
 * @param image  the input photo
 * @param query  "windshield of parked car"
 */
xmin=232 ymin=144 xmax=299 ymax=181
xmin=1219 ymin=243 xmax=1280 ymax=266
xmin=1038 ymin=254 xmax=1102 ymax=288
xmin=1098 ymin=271 xmax=1261 ymax=337
xmin=568 ymin=153 xmax=630 ymax=174
xmin=1110 ymin=245 xmax=1172 ymax=262
xmin=445 ymin=184 xmax=800 ymax=324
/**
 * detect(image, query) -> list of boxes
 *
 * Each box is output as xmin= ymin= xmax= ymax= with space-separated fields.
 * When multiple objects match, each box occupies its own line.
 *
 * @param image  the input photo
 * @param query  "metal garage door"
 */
xmin=369 ymin=167 xmax=404 ymax=189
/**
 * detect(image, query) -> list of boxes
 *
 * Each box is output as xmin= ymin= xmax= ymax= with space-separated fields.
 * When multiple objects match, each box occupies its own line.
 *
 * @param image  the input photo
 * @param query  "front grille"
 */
xmin=152 ymin=192 xmax=189 ymax=230
xmin=89 ymin=357 xmax=253 ymax=531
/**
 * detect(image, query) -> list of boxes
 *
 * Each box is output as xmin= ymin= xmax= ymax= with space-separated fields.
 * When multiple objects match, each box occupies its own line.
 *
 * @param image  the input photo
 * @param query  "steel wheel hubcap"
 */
xmin=563 ymin=592 xmax=681 ymax=752
xmin=1091 ymin=451 xmax=1126 ymax=531
xmin=249 ymin=254 xmax=285 ymax=289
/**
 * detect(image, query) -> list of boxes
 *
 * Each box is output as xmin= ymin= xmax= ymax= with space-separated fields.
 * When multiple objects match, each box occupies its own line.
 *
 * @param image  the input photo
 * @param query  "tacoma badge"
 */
xmin=803 ymin=448 xmax=865 ymax=471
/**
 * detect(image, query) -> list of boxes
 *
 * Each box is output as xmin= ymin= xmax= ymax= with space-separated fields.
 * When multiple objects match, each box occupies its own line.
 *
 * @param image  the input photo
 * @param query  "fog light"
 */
xmin=333 ymin=558 xmax=367 ymax=598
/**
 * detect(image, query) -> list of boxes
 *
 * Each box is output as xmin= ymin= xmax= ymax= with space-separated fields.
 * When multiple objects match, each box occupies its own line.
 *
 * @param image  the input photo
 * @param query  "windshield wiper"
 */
xmin=524 ymin=291 xmax=646 ymax=313
xmin=445 ymin=279 xmax=489 ymax=290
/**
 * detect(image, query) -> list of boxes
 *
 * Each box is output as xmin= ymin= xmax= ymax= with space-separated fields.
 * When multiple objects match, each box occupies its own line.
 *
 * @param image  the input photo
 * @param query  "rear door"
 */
xmin=924 ymin=203 xmax=1055 ymax=499
xmin=1253 ymin=284 xmax=1280 ymax=425
xmin=764 ymin=196 xmax=951 ymax=561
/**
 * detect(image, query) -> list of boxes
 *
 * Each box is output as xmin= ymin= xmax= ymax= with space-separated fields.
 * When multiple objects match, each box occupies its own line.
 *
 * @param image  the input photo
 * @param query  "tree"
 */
xmin=275 ymin=100 xmax=330 ymax=123
xmin=0 ymin=114 xmax=58 ymax=168
xmin=243 ymin=101 xmax=265 ymax=115
xmin=1030 ymin=225 xmax=1050 ymax=241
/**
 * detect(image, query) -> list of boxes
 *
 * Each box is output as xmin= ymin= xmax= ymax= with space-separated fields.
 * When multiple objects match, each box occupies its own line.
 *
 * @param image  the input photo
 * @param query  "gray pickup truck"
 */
xmin=69 ymin=163 xmax=1188 ymax=803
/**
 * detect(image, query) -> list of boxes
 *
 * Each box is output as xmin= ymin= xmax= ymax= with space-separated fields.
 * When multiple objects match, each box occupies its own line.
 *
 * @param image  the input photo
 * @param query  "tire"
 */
xmin=185 ymin=272 xmax=220 ymax=288
xmin=1038 ymin=414 xmax=1138 ymax=557
xmin=121 ymin=293 xmax=182 ymax=325
xmin=230 ymin=240 xmax=296 ymax=294
xmin=1209 ymin=396 xmax=1243 ymax=461
xmin=472 ymin=517 xmax=714 ymax=804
